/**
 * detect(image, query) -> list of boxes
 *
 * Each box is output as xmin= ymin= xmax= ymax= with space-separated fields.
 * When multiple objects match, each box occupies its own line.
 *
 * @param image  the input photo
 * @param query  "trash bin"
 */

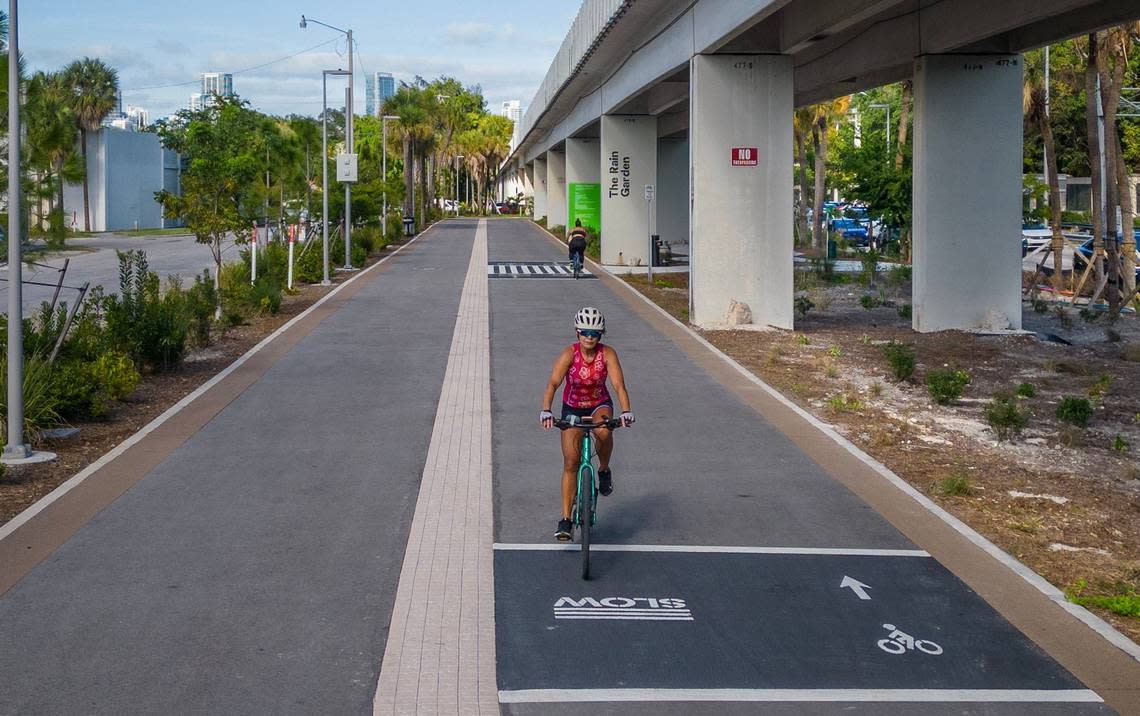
xmin=651 ymin=234 xmax=661 ymax=267
xmin=827 ymin=238 xmax=837 ymax=260
xmin=403 ymin=216 xmax=415 ymax=236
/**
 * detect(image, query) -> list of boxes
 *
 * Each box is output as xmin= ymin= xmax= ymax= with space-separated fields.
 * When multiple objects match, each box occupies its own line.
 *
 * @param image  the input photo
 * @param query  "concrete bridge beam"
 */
xmin=690 ymin=53 xmax=793 ymax=329
xmin=532 ymin=157 xmax=547 ymax=221
xmin=600 ymin=115 xmax=658 ymax=266
xmin=912 ymin=54 xmax=1023 ymax=332
xmin=546 ymin=150 xmax=566 ymax=232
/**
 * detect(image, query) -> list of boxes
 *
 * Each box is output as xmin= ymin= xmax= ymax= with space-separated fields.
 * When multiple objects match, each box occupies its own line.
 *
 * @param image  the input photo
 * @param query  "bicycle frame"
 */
xmin=573 ymin=432 xmax=596 ymax=527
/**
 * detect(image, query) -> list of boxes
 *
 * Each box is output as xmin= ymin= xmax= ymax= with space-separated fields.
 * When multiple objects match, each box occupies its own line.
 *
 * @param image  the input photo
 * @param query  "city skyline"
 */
xmin=365 ymin=71 xmax=395 ymax=116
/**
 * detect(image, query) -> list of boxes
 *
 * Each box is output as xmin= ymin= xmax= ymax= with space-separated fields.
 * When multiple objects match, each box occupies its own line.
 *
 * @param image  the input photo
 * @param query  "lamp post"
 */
xmin=382 ymin=114 xmax=399 ymax=238
xmin=302 ymin=15 xmax=355 ymax=270
xmin=321 ymin=69 xmax=350 ymax=285
xmin=4 ymin=0 xmax=27 ymax=460
xmin=454 ymin=155 xmax=464 ymax=216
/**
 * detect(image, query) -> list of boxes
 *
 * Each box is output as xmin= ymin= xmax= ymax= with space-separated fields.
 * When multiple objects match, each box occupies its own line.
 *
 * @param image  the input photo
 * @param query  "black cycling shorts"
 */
xmin=561 ymin=400 xmax=614 ymax=421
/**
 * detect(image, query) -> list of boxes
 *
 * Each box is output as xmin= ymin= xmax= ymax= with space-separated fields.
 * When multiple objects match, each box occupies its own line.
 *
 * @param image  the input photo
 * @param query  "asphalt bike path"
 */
xmin=486 ymin=219 xmax=1117 ymax=715
xmin=0 ymin=222 xmax=476 ymax=714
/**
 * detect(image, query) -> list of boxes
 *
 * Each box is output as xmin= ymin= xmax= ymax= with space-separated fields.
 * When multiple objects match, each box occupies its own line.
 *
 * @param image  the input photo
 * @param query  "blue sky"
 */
xmin=20 ymin=0 xmax=578 ymax=119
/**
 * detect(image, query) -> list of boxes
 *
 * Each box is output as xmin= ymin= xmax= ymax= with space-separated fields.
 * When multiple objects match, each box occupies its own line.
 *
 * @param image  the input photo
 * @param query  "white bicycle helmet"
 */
xmin=574 ymin=306 xmax=605 ymax=332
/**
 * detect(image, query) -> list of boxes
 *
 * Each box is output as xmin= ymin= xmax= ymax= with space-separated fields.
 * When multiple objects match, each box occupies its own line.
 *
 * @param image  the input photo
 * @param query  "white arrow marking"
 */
xmin=840 ymin=575 xmax=872 ymax=600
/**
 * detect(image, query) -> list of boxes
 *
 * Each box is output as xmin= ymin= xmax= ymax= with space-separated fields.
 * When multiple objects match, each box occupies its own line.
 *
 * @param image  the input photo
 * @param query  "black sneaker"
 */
xmin=555 ymin=519 xmax=573 ymax=541
xmin=598 ymin=469 xmax=613 ymax=496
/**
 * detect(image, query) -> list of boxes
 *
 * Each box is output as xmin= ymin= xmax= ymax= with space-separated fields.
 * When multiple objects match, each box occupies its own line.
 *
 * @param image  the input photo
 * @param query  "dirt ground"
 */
xmin=0 ymin=235 xmax=413 ymax=527
xmin=623 ymin=269 xmax=1140 ymax=644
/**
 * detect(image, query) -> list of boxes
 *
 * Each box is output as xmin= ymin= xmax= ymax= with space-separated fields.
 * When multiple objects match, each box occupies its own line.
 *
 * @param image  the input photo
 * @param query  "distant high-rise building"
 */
xmin=501 ymin=100 xmax=522 ymax=125
xmin=366 ymin=72 xmax=396 ymax=116
xmin=188 ymin=93 xmax=205 ymax=112
xmin=201 ymin=72 xmax=234 ymax=99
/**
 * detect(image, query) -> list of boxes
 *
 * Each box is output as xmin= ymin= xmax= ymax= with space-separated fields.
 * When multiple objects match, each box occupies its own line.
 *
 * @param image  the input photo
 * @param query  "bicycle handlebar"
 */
xmin=551 ymin=417 xmax=625 ymax=430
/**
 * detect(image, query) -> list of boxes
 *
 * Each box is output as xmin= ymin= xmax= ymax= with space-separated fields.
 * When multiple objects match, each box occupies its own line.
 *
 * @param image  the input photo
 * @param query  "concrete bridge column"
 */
xmin=533 ymin=157 xmax=547 ymax=221
xmin=546 ymin=150 xmax=567 ymax=233
xmin=522 ymin=164 xmax=533 ymax=199
xmin=600 ymin=115 xmax=657 ymax=266
xmin=565 ymin=138 xmax=601 ymax=236
xmin=912 ymin=54 xmax=1023 ymax=332
xmin=657 ymin=136 xmax=688 ymax=259
xmin=690 ymin=54 xmax=793 ymax=329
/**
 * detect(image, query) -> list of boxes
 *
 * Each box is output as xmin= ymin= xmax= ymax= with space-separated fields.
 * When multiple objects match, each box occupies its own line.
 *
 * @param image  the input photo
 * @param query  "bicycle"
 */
xmin=552 ymin=415 xmax=624 ymax=579
xmin=570 ymin=251 xmax=584 ymax=279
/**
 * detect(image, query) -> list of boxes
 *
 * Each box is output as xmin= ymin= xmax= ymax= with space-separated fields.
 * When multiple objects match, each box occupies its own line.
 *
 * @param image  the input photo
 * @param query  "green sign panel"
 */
xmin=568 ymin=182 xmax=601 ymax=232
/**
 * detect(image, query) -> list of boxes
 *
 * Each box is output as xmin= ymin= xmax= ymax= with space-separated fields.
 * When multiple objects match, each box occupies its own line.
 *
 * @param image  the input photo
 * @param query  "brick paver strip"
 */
xmin=374 ymin=220 xmax=497 ymax=715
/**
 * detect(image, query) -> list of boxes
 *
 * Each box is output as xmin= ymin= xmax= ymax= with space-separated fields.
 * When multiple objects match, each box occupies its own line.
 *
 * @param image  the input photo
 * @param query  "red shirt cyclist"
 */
xmin=539 ymin=307 xmax=634 ymax=541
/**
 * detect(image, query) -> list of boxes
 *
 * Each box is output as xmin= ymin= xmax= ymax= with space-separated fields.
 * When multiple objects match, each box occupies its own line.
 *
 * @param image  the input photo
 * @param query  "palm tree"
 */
xmin=26 ymin=71 xmax=82 ymax=243
xmin=383 ymin=86 xmax=427 ymax=222
xmin=793 ymin=108 xmax=813 ymax=245
xmin=1024 ymin=49 xmax=1066 ymax=292
xmin=810 ymin=96 xmax=850 ymax=251
xmin=63 ymin=57 xmax=119 ymax=232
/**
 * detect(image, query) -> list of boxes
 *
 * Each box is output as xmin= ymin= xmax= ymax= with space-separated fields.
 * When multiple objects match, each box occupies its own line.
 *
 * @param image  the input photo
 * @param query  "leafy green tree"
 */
xmin=63 ymin=58 xmax=119 ymax=231
xmin=156 ymin=95 xmax=266 ymax=317
xmin=25 ymin=71 xmax=82 ymax=245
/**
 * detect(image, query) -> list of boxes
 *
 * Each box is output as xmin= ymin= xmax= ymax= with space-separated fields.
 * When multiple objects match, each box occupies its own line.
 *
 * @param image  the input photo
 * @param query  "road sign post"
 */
xmin=645 ymin=184 xmax=655 ymax=284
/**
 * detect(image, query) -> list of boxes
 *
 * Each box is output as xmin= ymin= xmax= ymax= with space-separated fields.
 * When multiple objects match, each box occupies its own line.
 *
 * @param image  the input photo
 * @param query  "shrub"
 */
xmin=1113 ymin=434 xmax=1130 ymax=452
xmin=897 ymin=304 xmax=912 ymax=319
xmin=1015 ymin=382 xmax=1036 ymax=398
xmin=859 ymin=294 xmax=879 ymax=310
xmin=104 ymin=251 xmax=189 ymax=372
xmin=0 ymin=355 xmax=61 ymax=441
xmin=1086 ymin=373 xmax=1112 ymax=398
xmin=549 ymin=224 xmax=566 ymax=239
xmin=827 ymin=393 xmax=862 ymax=412
xmin=352 ymin=226 xmax=384 ymax=254
xmin=881 ymin=342 xmax=916 ymax=381
xmin=1056 ymin=396 xmax=1093 ymax=427
xmin=884 ymin=264 xmax=912 ymax=287
xmin=860 ymin=248 xmax=880 ymax=286
xmin=251 ymin=275 xmax=282 ymax=315
xmin=810 ymin=291 xmax=832 ymax=311
xmin=794 ymin=295 xmax=814 ymax=318
xmin=91 ymin=351 xmax=139 ymax=401
xmin=293 ymin=239 xmax=325 ymax=283
xmin=218 ymin=262 xmax=252 ymax=326
xmin=186 ymin=271 xmax=217 ymax=347
xmin=794 ymin=270 xmax=820 ymax=292
xmin=926 ymin=368 xmax=971 ymax=405
xmin=984 ymin=395 xmax=1030 ymax=441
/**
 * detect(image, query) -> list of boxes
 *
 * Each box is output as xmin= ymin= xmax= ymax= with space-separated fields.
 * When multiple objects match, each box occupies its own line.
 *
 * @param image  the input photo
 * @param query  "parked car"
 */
xmin=829 ymin=217 xmax=869 ymax=243
xmin=1075 ymin=236 xmax=1140 ymax=282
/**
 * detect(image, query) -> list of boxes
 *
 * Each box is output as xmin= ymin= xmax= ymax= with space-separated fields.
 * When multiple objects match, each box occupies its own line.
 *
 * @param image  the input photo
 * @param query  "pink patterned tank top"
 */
xmin=562 ymin=343 xmax=611 ymax=409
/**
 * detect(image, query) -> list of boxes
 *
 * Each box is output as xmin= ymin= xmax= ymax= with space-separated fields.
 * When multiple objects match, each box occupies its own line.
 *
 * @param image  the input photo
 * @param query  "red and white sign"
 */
xmin=731 ymin=147 xmax=758 ymax=166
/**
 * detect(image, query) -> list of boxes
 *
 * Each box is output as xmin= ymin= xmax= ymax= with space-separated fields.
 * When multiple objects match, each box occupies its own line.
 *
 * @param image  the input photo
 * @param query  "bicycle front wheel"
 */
xmin=579 ymin=467 xmax=593 ymax=580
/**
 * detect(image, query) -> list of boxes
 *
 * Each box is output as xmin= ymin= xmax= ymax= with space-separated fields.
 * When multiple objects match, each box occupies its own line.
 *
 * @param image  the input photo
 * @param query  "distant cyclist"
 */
xmin=539 ymin=307 xmax=634 ymax=541
xmin=567 ymin=218 xmax=588 ymax=269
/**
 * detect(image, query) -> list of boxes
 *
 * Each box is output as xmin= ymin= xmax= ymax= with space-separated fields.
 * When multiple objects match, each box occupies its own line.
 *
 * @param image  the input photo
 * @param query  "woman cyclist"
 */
xmin=539 ymin=307 xmax=634 ymax=541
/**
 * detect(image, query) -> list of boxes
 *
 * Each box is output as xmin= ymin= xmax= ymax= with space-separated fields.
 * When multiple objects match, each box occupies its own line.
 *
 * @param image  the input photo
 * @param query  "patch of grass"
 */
xmin=926 ymin=368 xmax=971 ymax=405
xmin=1113 ymin=434 xmax=1130 ymax=452
xmin=897 ymin=303 xmax=912 ymax=319
xmin=1079 ymin=307 xmax=1101 ymax=323
xmin=1086 ymin=372 xmax=1113 ymax=398
xmin=809 ymin=290 xmax=832 ymax=311
xmin=1056 ymin=425 xmax=1086 ymax=448
xmin=794 ymin=269 xmax=821 ymax=292
xmin=881 ymin=341 xmax=916 ymax=382
xmin=860 ymin=334 xmax=872 ymax=345
xmin=765 ymin=345 xmax=784 ymax=366
xmin=884 ymin=264 xmax=912 ymax=287
xmin=1008 ymin=516 xmax=1044 ymax=534
xmin=1015 ymin=382 xmax=1036 ymax=398
xmin=1043 ymin=359 xmax=1059 ymax=373
xmin=1123 ymin=344 xmax=1140 ymax=363
xmin=984 ymin=395 xmax=1031 ymax=441
xmin=1033 ymin=298 xmax=1050 ymax=313
xmin=796 ymin=333 xmax=811 ymax=346
xmin=937 ymin=470 xmax=974 ymax=497
xmin=869 ymin=381 xmax=884 ymax=398
xmin=859 ymin=294 xmax=880 ymax=310
xmin=653 ymin=277 xmax=674 ymax=288
xmin=1056 ymin=396 xmax=1094 ymax=427
xmin=827 ymin=393 xmax=863 ymax=412
xmin=826 ymin=345 xmax=842 ymax=357
xmin=1066 ymin=578 xmax=1140 ymax=619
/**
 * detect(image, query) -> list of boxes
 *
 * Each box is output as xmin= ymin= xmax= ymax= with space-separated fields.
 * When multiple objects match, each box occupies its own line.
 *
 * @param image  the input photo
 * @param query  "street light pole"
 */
xmin=321 ymin=68 xmax=350 ymax=285
xmin=5 ymin=0 xmax=27 ymax=460
xmin=455 ymin=155 xmax=464 ymax=216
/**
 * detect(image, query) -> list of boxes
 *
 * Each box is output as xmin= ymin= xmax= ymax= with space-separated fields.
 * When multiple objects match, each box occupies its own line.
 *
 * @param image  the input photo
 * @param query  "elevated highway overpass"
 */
xmin=497 ymin=0 xmax=1140 ymax=331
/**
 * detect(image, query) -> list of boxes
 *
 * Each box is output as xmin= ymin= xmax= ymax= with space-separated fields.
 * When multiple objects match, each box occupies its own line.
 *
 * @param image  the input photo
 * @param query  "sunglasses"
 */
xmin=578 ymin=330 xmax=603 ymax=339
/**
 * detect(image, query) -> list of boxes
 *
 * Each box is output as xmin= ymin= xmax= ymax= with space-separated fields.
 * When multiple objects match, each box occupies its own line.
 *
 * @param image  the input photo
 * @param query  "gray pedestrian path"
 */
xmin=0 ymin=223 xmax=474 ymax=714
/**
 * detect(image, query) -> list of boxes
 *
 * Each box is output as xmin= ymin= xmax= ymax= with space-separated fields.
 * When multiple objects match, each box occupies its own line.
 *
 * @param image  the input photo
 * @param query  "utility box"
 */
xmin=336 ymin=153 xmax=358 ymax=183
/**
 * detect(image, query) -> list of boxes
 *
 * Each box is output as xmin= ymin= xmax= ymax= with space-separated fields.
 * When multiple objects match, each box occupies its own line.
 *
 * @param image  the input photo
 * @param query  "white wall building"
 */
xmin=63 ymin=128 xmax=182 ymax=232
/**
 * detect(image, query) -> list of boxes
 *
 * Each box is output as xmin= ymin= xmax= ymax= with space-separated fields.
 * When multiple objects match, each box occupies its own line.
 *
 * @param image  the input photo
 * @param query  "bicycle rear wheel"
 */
xmin=578 ymin=467 xmax=593 ymax=580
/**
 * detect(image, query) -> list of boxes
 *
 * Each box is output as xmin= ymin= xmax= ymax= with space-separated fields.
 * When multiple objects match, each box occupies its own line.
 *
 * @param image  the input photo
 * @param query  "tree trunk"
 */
xmin=811 ymin=119 xmax=828 ymax=253
xmin=426 ymin=155 xmax=436 ymax=221
xmin=895 ymin=80 xmax=912 ymax=171
xmin=1039 ymin=113 xmax=1066 ymax=292
xmin=402 ymin=136 xmax=414 ymax=217
xmin=81 ymin=130 xmax=92 ymax=232
xmin=1084 ymin=34 xmax=1105 ymax=291
xmin=795 ymin=130 xmax=810 ymax=245
xmin=1098 ymin=32 xmax=1124 ymax=311
xmin=1105 ymin=32 xmax=1135 ymax=299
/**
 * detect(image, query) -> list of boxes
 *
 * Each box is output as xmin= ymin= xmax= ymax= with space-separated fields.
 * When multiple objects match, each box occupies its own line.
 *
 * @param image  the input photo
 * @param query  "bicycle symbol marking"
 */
xmin=876 ymin=623 xmax=943 ymax=655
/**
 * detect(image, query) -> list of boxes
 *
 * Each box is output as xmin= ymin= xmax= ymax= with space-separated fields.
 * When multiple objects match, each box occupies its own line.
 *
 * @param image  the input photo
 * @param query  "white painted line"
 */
xmin=530 ymin=220 xmax=1140 ymax=665
xmin=541 ymin=265 xmax=554 ymax=274
xmin=553 ymin=615 xmax=694 ymax=621
xmin=498 ymin=688 xmax=1103 ymax=704
xmin=0 ymin=226 xmax=436 ymax=544
xmin=493 ymin=543 xmax=930 ymax=557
